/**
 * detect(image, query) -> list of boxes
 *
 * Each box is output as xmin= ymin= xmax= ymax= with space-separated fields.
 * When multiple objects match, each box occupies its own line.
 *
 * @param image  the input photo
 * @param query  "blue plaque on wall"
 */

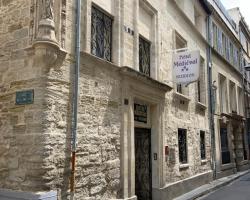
xmin=16 ymin=90 xmax=34 ymax=105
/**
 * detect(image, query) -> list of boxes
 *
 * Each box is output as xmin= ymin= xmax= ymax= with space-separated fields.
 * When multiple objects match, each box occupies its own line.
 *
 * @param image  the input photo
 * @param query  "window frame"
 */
xmin=178 ymin=128 xmax=188 ymax=164
xmin=174 ymin=31 xmax=188 ymax=96
xmin=222 ymin=32 xmax=227 ymax=58
xmin=139 ymin=35 xmax=151 ymax=76
xmin=200 ymin=130 xmax=206 ymax=160
xmin=220 ymin=127 xmax=231 ymax=165
xmin=91 ymin=5 xmax=113 ymax=62
xmin=213 ymin=23 xmax=218 ymax=50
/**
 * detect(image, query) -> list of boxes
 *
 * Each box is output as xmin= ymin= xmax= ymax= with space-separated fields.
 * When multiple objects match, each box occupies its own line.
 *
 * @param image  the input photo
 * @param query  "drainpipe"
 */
xmin=70 ymin=0 xmax=81 ymax=193
xmin=206 ymin=14 xmax=217 ymax=180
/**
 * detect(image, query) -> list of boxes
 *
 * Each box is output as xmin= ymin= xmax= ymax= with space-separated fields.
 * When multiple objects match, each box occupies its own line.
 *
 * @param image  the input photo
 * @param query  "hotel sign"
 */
xmin=134 ymin=103 xmax=147 ymax=123
xmin=173 ymin=50 xmax=200 ymax=84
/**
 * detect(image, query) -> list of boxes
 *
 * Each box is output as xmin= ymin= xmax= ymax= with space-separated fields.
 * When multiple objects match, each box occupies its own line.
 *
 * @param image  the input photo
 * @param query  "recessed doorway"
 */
xmin=134 ymin=127 xmax=152 ymax=200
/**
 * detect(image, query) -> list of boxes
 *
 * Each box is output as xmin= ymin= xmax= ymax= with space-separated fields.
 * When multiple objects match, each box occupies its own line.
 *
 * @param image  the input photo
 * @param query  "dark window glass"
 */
xmin=139 ymin=36 xmax=150 ymax=76
xmin=200 ymin=131 xmax=206 ymax=160
xmin=177 ymin=84 xmax=182 ymax=93
xmin=220 ymin=127 xmax=231 ymax=164
xmin=197 ymin=80 xmax=201 ymax=102
xmin=91 ymin=6 xmax=112 ymax=61
xmin=178 ymin=129 xmax=188 ymax=164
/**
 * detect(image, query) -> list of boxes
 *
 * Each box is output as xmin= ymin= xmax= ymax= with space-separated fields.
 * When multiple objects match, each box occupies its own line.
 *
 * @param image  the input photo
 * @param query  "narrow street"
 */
xmin=199 ymin=172 xmax=250 ymax=200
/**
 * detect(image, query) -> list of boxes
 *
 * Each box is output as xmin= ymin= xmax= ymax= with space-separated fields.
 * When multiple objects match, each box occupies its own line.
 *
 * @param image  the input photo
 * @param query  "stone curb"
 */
xmin=174 ymin=170 xmax=250 ymax=200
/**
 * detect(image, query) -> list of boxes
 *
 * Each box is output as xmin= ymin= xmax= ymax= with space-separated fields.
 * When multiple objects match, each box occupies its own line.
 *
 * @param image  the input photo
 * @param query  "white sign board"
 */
xmin=173 ymin=50 xmax=200 ymax=84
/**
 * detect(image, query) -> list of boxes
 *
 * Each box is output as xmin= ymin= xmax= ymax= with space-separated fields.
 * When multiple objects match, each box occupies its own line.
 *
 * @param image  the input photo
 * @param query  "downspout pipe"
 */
xmin=71 ymin=0 xmax=81 ymax=193
xmin=205 ymin=10 xmax=217 ymax=179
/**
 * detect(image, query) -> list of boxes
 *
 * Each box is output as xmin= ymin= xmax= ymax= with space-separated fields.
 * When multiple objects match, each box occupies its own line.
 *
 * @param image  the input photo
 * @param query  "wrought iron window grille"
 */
xmin=139 ymin=36 xmax=151 ymax=76
xmin=178 ymin=129 xmax=188 ymax=164
xmin=200 ymin=131 xmax=206 ymax=160
xmin=91 ymin=6 xmax=112 ymax=62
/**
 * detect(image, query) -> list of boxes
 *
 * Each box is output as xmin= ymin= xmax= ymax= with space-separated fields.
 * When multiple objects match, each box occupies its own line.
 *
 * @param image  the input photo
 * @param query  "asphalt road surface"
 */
xmin=199 ymin=172 xmax=250 ymax=200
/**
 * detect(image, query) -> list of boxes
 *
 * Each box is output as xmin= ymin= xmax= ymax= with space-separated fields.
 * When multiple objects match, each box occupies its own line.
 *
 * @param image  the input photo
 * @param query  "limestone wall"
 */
xmin=0 ymin=0 xmax=72 ymax=196
xmin=0 ymin=0 xmax=48 ymax=191
xmin=80 ymin=0 xmax=211 ymax=193
xmin=74 ymin=54 xmax=121 ymax=199
xmin=162 ymin=0 xmax=211 ymax=183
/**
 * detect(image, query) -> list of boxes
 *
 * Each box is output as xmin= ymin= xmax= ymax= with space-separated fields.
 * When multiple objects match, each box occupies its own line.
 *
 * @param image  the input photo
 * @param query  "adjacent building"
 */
xmin=207 ymin=0 xmax=249 ymax=178
xmin=0 ymin=0 xmax=248 ymax=200
xmin=228 ymin=6 xmax=250 ymax=164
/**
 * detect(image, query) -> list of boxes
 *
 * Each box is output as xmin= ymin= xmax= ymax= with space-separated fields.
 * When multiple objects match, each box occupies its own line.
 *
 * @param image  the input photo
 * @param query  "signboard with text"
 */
xmin=173 ymin=50 xmax=200 ymax=84
xmin=134 ymin=103 xmax=147 ymax=123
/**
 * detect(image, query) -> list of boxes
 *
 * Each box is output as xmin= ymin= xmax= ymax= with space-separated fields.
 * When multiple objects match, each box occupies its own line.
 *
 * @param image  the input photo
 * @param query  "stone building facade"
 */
xmin=0 ymin=0 xmax=249 ymax=200
xmin=228 ymin=7 xmax=250 ymax=165
xmin=207 ymin=0 xmax=250 ymax=178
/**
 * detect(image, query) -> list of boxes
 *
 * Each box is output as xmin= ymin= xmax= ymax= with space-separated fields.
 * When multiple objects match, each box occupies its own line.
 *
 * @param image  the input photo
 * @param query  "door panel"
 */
xmin=135 ymin=128 xmax=152 ymax=200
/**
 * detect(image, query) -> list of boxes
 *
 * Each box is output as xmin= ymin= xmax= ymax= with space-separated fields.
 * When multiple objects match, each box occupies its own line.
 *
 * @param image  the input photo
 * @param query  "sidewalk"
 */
xmin=174 ymin=170 xmax=250 ymax=200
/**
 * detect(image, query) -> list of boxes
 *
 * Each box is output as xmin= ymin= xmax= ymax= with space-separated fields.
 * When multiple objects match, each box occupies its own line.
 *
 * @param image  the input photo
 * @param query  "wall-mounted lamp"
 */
xmin=212 ymin=80 xmax=217 ymax=90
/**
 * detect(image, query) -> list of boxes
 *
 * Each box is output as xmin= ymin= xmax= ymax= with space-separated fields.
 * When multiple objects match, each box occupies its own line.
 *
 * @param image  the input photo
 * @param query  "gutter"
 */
xmin=70 ymin=0 xmax=81 ymax=193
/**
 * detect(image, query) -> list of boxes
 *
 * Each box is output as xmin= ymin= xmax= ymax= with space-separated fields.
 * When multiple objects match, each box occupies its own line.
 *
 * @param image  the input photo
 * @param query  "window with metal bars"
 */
xmin=178 ymin=129 xmax=188 ymax=164
xmin=91 ymin=6 xmax=112 ymax=62
xmin=200 ymin=131 xmax=206 ymax=160
xmin=139 ymin=36 xmax=150 ymax=76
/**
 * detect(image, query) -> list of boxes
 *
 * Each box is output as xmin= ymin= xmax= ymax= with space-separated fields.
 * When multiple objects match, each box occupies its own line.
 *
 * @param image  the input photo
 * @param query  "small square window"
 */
xmin=175 ymin=31 xmax=187 ymax=50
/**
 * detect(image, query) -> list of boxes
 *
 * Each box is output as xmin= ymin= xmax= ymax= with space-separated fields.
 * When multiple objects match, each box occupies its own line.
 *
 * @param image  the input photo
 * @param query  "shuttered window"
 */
xmin=218 ymin=28 xmax=222 ymax=54
xmin=213 ymin=23 xmax=218 ymax=49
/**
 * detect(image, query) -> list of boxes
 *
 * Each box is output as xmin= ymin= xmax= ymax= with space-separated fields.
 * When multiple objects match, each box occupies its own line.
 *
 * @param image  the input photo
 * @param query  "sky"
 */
xmin=220 ymin=0 xmax=250 ymax=26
